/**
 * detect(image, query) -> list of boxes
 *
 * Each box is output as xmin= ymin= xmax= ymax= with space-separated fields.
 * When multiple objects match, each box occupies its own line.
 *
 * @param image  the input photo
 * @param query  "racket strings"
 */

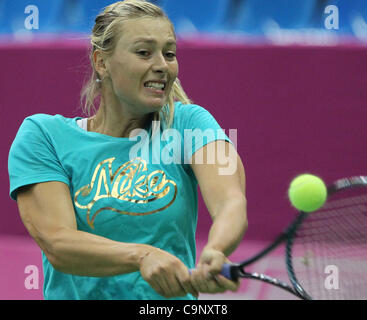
xmin=291 ymin=190 xmax=367 ymax=299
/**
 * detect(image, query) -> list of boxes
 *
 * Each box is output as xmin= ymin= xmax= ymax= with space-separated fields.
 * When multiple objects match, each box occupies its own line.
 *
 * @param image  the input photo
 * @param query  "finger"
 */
xmin=191 ymin=265 xmax=219 ymax=293
xmin=178 ymin=277 xmax=198 ymax=298
xmin=203 ymin=264 xmax=234 ymax=293
xmin=198 ymin=249 xmax=226 ymax=274
xmin=149 ymin=276 xmax=169 ymax=297
xmin=177 ymin=270 xmax=199 ymax=298
xmin=163 ymin=266 xmax=193 ymax=298
xmin=195 ymin=276 xmax=227 ymax=294
xmin=214 ymin=274 xmax=241 ymax=292
xmin=190 ymin=267 xmax=207 ymax=293
xmin=206 ymin=272 xmax=229 ymax=293
xmin=168 ymin=276 xmax=187 ymax=298
xmin=160 ymin=272 xmax=184 ymax=297
xmin=150 ymin=270 xmax=177 ymax=298
xmin=191 ymin=264 xmax=209 ymax=287
xmin=207 ymin=255 xmax=226 ymax=275
xmin=204 ymin=279 xmax=226 ymax=293
xmin=211 ymin=274 xmax=230 ymax=293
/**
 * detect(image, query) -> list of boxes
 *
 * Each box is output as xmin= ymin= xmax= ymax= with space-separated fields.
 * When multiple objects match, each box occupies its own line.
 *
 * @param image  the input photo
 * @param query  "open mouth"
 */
xmin=144 ymin=81 xmax=166 ymax=91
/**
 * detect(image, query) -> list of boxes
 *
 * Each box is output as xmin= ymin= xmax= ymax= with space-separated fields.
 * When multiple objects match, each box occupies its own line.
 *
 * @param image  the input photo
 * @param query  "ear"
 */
xmin=93 ymin=49 xmax=108 ymax=80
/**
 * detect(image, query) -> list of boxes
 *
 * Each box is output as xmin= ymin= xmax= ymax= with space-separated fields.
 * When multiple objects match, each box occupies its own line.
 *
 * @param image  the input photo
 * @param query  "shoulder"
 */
xmin=174 ymin=102 xmax=209 ymax=116
xmin=13 ymin=114 xmax=74 ymax=145
xmin=22 ymin=113 xmax=67 ymax=126
xmin=19 ymin=113 xmax=71 ymax=133
xmin=172 ymin=102 xmax=213 ymax=125
xmin=172 ymin=102 xmax=220 ymax=127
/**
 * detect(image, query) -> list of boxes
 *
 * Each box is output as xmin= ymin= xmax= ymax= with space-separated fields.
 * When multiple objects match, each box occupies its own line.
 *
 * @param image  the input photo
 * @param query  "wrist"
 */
xmin=133 ymin=244 xmax=154 ymax=268
xmin=202 ymin=244 xmax=225 ymax=255
xmin=201 ymin=246 xmax=232 ymax=265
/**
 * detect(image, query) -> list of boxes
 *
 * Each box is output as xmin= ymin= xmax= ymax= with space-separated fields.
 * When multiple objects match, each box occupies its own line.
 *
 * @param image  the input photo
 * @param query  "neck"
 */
xmin=88 ymin=106 xmax=154 ymax=138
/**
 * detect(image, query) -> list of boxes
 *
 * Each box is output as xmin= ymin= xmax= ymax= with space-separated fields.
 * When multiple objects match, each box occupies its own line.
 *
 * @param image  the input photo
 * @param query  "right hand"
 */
xmin=139 ymin=247 xmax=198 ymax=299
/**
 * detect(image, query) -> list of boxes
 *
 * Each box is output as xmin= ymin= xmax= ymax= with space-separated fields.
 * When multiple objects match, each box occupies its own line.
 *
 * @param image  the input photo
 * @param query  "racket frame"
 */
xmin=227 ymin=176 xmax=367 ymax=300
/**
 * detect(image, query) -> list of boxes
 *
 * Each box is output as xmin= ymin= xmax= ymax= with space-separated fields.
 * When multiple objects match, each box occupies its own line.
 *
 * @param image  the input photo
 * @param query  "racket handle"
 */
xmin=221 ymin=263 xmax=235 ymax=280
xmin=189 ymin=264 xmax=239 ymax=281
xmin=220 ymin=263 xmax=239 ymax=281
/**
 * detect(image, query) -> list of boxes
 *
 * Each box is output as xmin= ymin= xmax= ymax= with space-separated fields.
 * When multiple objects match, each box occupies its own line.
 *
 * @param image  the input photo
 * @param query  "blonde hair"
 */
xmin=80 ymin=0 xmax=192 ymax=128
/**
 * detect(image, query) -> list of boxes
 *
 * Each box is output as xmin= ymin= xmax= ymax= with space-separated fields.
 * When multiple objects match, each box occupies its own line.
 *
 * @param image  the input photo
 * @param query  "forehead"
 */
xmin=118 ymin=17 xmax=176 ymax=46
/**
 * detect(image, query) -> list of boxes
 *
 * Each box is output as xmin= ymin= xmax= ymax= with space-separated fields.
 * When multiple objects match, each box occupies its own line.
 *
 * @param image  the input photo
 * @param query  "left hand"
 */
xmin=190 ymin=248 xmax=240 ymax=294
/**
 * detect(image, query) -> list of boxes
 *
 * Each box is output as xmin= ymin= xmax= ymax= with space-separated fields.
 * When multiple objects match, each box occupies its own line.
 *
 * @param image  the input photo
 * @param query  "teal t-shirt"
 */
xmin=8 ymin=102 xmax=231 ymax=300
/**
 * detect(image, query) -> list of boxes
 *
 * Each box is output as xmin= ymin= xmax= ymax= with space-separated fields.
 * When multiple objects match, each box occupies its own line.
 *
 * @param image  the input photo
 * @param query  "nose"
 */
xmin=151 ymin=53 xmax=169 ymax=73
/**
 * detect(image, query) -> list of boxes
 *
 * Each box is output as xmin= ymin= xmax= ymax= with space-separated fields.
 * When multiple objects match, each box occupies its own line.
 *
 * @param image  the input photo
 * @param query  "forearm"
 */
xmin=205 ymin=196 xmax=248 ymax=257
xmin=46 ymin=228 xmax=152 ymax=277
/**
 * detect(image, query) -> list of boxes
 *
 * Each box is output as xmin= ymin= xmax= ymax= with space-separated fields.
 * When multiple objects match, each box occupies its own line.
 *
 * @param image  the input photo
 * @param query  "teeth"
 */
xmin=145 ymin=82 xmax=165 ymax=90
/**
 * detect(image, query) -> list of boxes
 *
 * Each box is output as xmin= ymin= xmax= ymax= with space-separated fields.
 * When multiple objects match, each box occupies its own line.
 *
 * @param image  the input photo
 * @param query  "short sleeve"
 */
xmin=178 ymin=104 xmax=233 ymax=163
xmin=8 ymin=116 xmax=70 ymax=201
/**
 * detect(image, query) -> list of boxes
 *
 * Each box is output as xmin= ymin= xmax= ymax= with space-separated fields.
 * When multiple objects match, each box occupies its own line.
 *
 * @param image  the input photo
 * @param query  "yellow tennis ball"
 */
xmin=288 ymin=174 xmax=327 ymax=212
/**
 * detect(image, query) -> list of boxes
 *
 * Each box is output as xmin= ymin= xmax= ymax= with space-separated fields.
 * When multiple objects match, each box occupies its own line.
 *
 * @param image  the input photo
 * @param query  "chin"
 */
xmin=144 ymin=99 xmax=167 ymax=110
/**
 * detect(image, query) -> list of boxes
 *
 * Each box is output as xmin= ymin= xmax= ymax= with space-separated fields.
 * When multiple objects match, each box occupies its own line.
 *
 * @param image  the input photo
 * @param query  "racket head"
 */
xmin=286 ymin=176 xmax=367 ymax=300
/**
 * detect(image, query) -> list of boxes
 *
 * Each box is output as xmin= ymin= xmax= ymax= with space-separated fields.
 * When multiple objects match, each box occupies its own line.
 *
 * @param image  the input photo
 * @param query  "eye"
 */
xmin=165 ymin=52 xmax=176 ymax=59
xmin=137 ymin=50 xmax=150 ymax=57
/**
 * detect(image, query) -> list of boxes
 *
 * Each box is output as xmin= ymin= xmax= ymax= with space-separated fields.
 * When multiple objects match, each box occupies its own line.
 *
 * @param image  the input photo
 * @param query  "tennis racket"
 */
xmin=220 ymin=176 xmax=367 ymax=300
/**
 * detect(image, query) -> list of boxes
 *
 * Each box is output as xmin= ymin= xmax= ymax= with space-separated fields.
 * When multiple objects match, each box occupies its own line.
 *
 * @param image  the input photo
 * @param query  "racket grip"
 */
xmin=220 ymin=263 xmax=234 ymax=280
xmin=221 ymin=263 xmax=239 ymax=281
xmin=189 ymin=264 xmax=239 ymax=281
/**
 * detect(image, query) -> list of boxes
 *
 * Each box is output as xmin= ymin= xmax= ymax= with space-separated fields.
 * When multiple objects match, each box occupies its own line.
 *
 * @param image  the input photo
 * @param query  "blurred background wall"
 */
xmin=1 ymin=0 xmax=367 ymax=299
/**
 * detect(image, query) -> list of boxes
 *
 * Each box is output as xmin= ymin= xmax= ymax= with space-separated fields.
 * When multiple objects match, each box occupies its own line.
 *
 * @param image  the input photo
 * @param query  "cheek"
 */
xmin=110 ymin=64 xmax=139 ymax=93
xmin=110 ymin=73 xmax=131 ymax=97
xmin=170 ymin=63 xmax=179 ymax=82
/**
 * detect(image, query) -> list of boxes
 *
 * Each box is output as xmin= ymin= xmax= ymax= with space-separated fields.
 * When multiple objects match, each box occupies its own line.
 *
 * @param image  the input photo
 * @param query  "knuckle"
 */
xmin=181 ymin=277 xmax=191 ymax=287
xmin=171 ymin=260 xmax=183 ymax=269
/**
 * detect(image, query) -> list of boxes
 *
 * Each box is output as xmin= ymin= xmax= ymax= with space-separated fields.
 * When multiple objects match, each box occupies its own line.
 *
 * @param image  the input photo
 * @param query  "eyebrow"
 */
xmin=133 ymin=38 xmax=177 ymax=46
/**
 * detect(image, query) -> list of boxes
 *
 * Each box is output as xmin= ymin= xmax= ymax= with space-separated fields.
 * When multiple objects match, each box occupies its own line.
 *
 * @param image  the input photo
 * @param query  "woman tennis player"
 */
xmin=8 ymin=0 xmax=247 ymax=300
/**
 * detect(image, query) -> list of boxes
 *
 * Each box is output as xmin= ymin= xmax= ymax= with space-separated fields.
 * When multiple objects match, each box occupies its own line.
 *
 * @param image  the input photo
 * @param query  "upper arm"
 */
xmin=190 ymin=140 xmax=246 ymax=219
xmin=16 ymin=181 xmax=77 ymax=259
